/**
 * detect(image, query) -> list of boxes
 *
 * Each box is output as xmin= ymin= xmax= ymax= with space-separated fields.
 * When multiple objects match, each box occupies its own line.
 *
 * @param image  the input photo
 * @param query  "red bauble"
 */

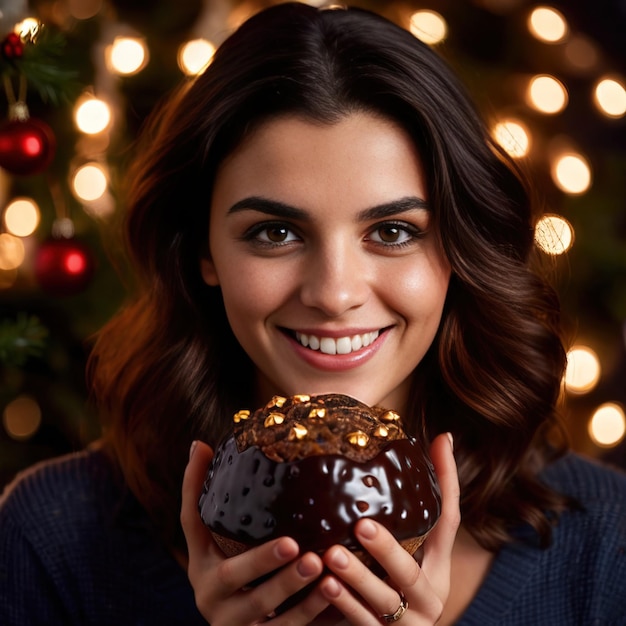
xmin=34 ymin=237 xmax=95 ymax=296
xmin=0 ymin=117 xmax=56 ymax=176
xmin=1 ymin=32 xmax=23 ymax=60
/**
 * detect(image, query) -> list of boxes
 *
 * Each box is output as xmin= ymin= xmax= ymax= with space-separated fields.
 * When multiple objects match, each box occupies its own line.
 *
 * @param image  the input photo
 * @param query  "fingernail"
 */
xmin=189 ymin=440 xmax=198 ymax=461
xmin=446 ymin=432 xmax=454 ymax=452
xmin=358 ymin=519 xmax=377 ymax=539
xmin=297 ymin=556 xmax=318 ymax=578
xmin=322 ymin=577 xmax=341 ymax=599
xmin=329 ymin=547 xmax=349 ymax=568
xmin=274 ymin=538 xmax=298 ymax=561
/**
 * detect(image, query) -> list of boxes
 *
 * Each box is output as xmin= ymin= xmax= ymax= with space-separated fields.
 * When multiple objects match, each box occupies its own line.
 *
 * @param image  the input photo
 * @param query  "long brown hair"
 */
xmin=88 ymin=3 xmax=571 ymax=551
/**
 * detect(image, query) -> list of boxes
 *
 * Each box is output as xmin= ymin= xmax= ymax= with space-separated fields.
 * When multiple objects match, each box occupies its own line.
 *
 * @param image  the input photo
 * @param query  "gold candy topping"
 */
xmin=233 ymin=409 xmax=250 ymax=423
xmin=289 ymin=423 xmax=308 ymax=440
xmin=264 ymin=412 xmax=285 ymax=427
xmin=346 ymin=430 xmax=369 ymax=447
xmin=381 ymin=410 xmax=400 ymax=422
xmin=308 ymin=407 xmax=326 ymax=419
xmin=374 ymin=425 xmax=389 ymax=438
xmin=292 ymin=394 xmax=311 ymax=403
xmin=266 ymin=395 xmax=287 ymax=409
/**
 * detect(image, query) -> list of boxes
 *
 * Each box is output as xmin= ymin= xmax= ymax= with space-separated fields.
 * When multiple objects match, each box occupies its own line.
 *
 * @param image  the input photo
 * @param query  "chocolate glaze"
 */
xmin=199 ymin=434 xmax=441 ymax=554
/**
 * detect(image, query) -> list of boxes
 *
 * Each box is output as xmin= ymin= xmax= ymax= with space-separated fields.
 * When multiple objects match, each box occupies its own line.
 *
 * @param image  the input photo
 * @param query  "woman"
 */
xmin=1 ymin=3 xmax=624 ymax=625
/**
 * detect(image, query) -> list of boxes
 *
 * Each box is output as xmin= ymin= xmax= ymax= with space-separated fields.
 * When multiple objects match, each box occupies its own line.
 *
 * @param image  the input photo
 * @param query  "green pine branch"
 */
xmin=0 ymin=314 xmax=48 ymax=367
xmin=0 ymin=25 xmax=82 ymax=106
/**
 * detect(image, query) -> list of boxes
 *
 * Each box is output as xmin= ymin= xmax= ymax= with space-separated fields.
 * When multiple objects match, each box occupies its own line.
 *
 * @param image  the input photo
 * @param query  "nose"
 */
xmin=299 ymin=241 xmax=370 ymax=317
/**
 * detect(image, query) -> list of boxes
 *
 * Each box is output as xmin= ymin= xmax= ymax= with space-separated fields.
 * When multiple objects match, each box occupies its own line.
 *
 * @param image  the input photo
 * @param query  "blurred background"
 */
xmin=1 ymin=0 xmax=625 ymax=489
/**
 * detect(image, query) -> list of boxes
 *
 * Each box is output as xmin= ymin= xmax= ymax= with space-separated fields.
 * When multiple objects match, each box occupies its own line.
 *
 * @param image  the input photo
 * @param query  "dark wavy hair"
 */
xmin=88 ymin=2 xmax=572 ymax=551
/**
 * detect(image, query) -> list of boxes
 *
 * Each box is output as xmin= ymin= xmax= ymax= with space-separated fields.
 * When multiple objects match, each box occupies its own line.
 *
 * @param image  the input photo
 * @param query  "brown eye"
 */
xmin=266 ymin=226 xmax=290 ymax=242
xmin=377 ymin=225 xmax=402 ymax=242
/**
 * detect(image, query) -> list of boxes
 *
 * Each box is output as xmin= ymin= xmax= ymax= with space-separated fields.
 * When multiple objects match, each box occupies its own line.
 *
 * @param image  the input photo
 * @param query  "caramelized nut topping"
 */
xmin=374 ymin=425 xmax=389 ymax=438
xmin=292 ymin=394 xmax=311 ymax=403
xmin=347 ymin=430 xmax=369 ymax=447
xmin=381 ymin=410 xmax=400 ymax=422
xmin=289 ymin=423 xmax=308 ymax=440
xmin=308 ymin=407 xmax=326 ymax=419
xmin=266 ymin=395 xmax=287 ymax=409
xmin=233 ymin=409 xmax=251 ymax=423
xmin=264 ymin=413 xmax=285 ymax=427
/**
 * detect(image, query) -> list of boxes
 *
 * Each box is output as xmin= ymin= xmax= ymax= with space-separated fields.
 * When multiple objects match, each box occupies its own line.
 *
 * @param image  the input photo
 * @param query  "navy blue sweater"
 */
xmin=1 ymin=448 xmax=625 ymax=624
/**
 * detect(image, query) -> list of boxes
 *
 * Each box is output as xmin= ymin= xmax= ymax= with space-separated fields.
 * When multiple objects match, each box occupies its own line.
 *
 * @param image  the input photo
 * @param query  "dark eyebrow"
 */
xmin=226 ymin=195 xmax=429 ymax=220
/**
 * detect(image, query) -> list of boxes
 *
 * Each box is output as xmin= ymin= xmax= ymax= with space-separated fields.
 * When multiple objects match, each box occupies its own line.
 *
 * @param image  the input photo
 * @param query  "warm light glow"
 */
xmin=409 ymin=10 xmax=448 ymax=45
xmin=528 ymin=6 xmax=568 ymax=43
xmin=3 ymin=198 xmax=40 ymax=237
xmin=14 ymin=18 xmax=40 ymax=39
xmin=178 ymin=39 xmax=216 ymax=76
xmin=67 ymin=0 xmax=103 ymax=20
xmin=0 ymin=233 xmax=25 ymax=270
xmin=0 ymin=268 xmax=17 ymax=289
xmin=527 ymin=74 xmax=568 ymax=113
xmin=589 ymin=403 xmax=626 ymax=447
xmin=65 ymin=252 xmax=86 ymax=274
xmin=594 ymin=78 xmax=626 ymax=118
xmin=74 ymin=97 xmax=112 ymax=134
xmin=534 ymin=214 xmax=573 ymax=255
xmin=564 ymin=345 xmax=601 ymax=393
xmin=108 ymin=37 xmax=148 ymax=76
xmin=493 ymin=119 xmax=530 ymax=157
xmin=72 ymin=163 xmax=108 ymax=201
xmin=552 ymin=153 xmax=591 ymax=194
xmin=2 ymin=395 xmax=42 ymax=441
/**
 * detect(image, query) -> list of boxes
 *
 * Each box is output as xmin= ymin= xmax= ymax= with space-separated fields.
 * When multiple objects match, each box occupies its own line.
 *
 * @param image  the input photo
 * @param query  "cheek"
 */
xmin=389 ymin=260 xmax=450 ymax=319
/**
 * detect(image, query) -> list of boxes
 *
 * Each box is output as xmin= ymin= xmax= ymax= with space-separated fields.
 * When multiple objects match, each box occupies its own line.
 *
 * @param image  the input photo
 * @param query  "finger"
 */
xmin=181 ymin=440 xmax=219 ymax=582
xmin=232 ymin=550 xmax=325 ymax=623
xmin=421 ymin=432 xmax=460 ymax=597
xmin=323 ymin=544 xmax=406 ymax=623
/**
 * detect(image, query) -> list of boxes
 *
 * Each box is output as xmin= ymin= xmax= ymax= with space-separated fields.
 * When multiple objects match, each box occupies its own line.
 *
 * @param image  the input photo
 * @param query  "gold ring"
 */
xmin=381 ymin=591 xmax=408 ymax=623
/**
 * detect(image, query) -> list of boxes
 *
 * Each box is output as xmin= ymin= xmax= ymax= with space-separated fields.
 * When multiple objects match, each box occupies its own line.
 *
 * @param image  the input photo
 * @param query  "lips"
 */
xmin=295 ymin=330 xmax=380 ymax=355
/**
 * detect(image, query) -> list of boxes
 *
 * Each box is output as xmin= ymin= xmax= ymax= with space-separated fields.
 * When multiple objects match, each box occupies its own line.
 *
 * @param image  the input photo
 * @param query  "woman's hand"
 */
xmin=318 ymin=433 xmax=460 ymax=625
xmin=181 ymin=440 xmax=331 ymax=625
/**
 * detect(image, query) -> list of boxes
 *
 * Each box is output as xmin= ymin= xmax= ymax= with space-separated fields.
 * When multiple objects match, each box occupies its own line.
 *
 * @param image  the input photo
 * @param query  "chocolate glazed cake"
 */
xmin=198 ymin=393 xmax=441 ymax=568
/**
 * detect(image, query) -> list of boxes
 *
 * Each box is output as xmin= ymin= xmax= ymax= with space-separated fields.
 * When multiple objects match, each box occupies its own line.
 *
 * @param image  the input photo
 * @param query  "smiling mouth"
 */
xmin=294 ymin=330 xmax=381 ymax=355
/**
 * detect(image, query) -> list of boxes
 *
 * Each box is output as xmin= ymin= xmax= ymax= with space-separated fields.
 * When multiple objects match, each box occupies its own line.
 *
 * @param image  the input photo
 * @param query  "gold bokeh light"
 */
xmin=528 ymin=6 xmax=568 ymax=43
xmin=409 ymin=10 xmax=448 ymax=45
xmin=534 ymin=214 xmax=573 ymax=255
xmin=588 ymin=403 xmax=626 ymax=447
xmin=564 ymin=345 xmax=601 ymax=394
xmin=527 ymin=74 xmax=568 ymax=114
xmin=3 ymin=197 xmax=40 ymax=237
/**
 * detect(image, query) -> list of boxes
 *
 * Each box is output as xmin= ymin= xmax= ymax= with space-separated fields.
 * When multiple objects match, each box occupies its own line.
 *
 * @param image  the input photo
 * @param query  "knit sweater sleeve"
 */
xmin=0 ymin=505 xmax=73 ymax=626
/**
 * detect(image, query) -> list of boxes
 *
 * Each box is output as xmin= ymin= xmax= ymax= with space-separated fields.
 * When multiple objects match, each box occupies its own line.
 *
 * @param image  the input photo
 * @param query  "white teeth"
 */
xmin=295 ymin=330 xmax=380 ymax=355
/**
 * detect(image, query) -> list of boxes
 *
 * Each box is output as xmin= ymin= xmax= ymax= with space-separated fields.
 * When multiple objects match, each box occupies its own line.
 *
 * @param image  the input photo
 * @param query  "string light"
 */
xmin=71 ymin=163 xmax=108 ymax=202
xmin=178 ymin=39 xmax=216 ymax=75
xmin=527 ymin=74 xmax=568 ymax=113
xmin=493 ymin=119 xmax=531 ymax=157
xmin=588 ymin=403 xmax=626 ymax=447
xmin=552 ymin=152 xmax=592 ymax=194
xmin=0 ymin=233 xmax=25 ymax=270
xmin=409 ymin=10 xmax=448 ymax=45
xmin=593 ymin=77 xmax=626 ymax=118
xmin=107 ymin=37 xmax=148 ymax=76
xmin=527 ymin=6 xmax=568 ymax=43
xmin=74 ymin=96 xmax=112 ymax=135
xmin=3 ymin=197 xmax=40 ymax=237
xmin=534 ymin=214 xmax=573 ymax=255
xmin=564 ymin=345 xmax=601 ymax=393
xmin=2 ymin=395 xmax=42 ymax=441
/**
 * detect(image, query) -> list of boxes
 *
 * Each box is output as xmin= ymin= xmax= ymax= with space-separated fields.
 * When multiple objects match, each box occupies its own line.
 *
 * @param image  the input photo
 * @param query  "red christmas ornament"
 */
xmin=1 ymin=32 xmax=23 ymax=60
xmin=0 ymin=115 xmax=56 ymax=176
xmin=34 ymin=236 xmax=95 ymax=296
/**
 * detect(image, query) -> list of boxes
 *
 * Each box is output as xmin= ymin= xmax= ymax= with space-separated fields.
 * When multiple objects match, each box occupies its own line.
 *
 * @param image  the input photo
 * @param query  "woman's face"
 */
xmin=201 ymin=112 xmax=451 ymax=412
